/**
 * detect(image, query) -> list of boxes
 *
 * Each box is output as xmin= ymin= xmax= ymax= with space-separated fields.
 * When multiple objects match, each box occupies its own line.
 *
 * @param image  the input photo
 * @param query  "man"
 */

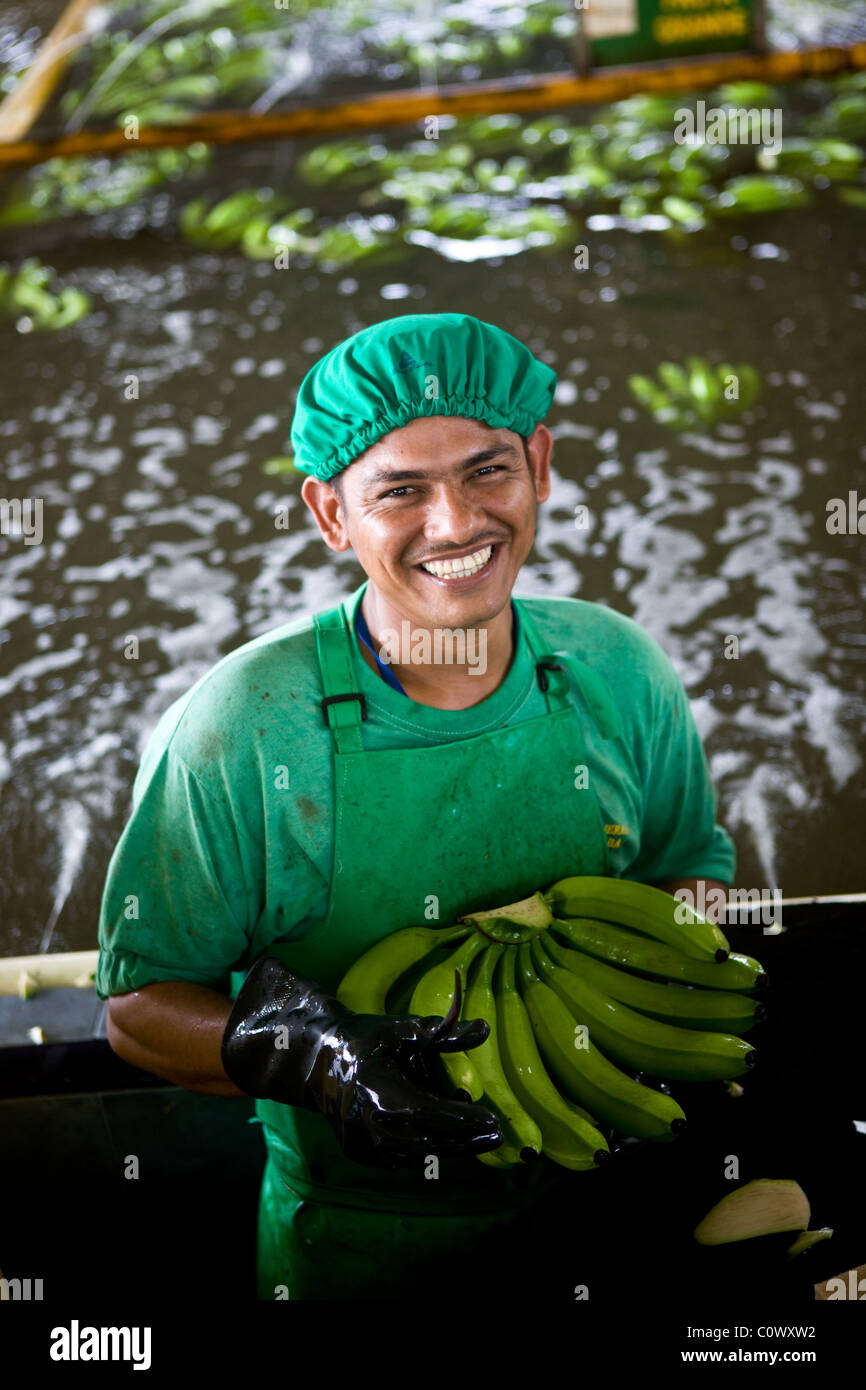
xmin=98 ymin=312 xmax=734 ymax=1300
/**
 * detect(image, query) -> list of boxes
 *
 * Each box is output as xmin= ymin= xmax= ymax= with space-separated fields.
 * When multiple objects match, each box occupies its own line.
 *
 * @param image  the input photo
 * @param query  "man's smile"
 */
xmin=416 ymin=542 xmax=500 ymax=585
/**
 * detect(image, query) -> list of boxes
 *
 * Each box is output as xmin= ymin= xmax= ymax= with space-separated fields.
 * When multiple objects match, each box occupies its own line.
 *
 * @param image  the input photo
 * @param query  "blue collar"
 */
xmin=355 ymin=601 xmax=519 ymax=696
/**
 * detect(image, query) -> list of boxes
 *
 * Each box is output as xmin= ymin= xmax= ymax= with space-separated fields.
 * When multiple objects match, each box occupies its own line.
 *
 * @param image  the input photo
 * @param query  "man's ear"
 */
xmin=525 ymin=424 xmax=552 ymax=504
xmin=301 ymin=476 xmax=352 ymax=552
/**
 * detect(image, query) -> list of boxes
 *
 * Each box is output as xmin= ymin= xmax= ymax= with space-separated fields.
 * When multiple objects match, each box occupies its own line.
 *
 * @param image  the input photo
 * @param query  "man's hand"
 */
xmin=221 ymin=957 xmax=504 ymax=1170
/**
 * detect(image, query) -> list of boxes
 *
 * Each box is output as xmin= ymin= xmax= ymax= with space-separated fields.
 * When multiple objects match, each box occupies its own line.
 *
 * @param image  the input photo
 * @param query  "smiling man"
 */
xmin=97 ymin=312 xmax=735 ymax=1302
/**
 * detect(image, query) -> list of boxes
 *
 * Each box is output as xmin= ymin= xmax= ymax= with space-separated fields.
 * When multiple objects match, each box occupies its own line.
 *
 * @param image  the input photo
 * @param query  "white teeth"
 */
xmin=421 ymin=545 xmax=493 ymax=579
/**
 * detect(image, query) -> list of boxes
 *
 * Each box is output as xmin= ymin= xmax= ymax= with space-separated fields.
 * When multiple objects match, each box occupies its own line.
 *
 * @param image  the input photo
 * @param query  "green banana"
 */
xmin=465 ymin=944 xmax=542 ymax=1163
xmin=336 ymin=923 xmax=470 ymax=1014
xmin=628 ymin=374 xmax=672 ymax=416
xmin=204 ymin=191 xmax=279 ymax=233
xmin=42 ymin=287 xmax=90 ymax=329
xmin=662 ymin=196 xmax=706 ymax=229
xmin=518 ymin=944 xmax=687 ymax=1141
xmin=552 ymin=915 xmax=766 ymax=991
xmin=476 ymin=1127 xmax=523 ymax=1168
xmin=542 ymin=932 xmax=764 ymax=1033
xmin=530 ymin=936 xmax=756 ymax=1083
xmin=657 ymin=360 xmax=692 ymax=399
xmin=476 ymin=1086 xmax=536 ymax=1169
xmin=495 ymin=948 xmax=609 ymax=1170
xmin=409 ymin=931 xmax=490 ymax=1102
xmin=241 ymin=209 xmax=316 ymax=261
xmin=712 ymin=174 xmax=811 ymax=214
xmin=10 ymin=278 xmax=57 ymax=320
xmin=179 ymin=196 xmax=211 ymax=240
xmin=545 ymin=875 xmax=729 ymax=962
xmin=735 ymin=362 xmax=761 ymax=410
xmin=686 ymin=355 xmax=721 ymax=422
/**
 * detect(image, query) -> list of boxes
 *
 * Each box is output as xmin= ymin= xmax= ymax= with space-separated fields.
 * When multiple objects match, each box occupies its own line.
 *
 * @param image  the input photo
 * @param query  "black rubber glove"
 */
xmin=221 ymin=956 xmax=504 ymax=1170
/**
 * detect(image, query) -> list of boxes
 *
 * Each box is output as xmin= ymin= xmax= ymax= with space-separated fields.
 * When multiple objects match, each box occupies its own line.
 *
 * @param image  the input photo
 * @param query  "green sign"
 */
xmin=579 ymin=0 xmax=759 ymax=67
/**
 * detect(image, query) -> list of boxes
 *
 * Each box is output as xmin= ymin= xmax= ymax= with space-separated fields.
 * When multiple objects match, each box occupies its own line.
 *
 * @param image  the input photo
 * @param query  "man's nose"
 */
xmin=424 ymin=485 xmax=486 ymax=540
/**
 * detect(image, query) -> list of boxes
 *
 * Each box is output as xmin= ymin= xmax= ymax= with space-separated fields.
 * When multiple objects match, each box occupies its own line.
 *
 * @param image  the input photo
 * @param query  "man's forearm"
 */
xmin=106 ymin=981 xmax=246 ymax=1097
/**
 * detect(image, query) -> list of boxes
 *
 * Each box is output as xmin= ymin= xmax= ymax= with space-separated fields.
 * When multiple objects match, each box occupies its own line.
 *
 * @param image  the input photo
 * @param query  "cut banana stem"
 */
xmin=787 ymin=1228 xmax=833 ymax=1259
xmin=460 ymin=890 xmax=553 ymax=942
xmin=694 ymin=1179 xmax=811 ymax=1245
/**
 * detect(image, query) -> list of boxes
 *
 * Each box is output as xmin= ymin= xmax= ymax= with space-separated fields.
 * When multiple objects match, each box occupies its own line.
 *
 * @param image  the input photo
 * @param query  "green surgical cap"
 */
xmin=289 ymin=312 xmax=557 ymax=481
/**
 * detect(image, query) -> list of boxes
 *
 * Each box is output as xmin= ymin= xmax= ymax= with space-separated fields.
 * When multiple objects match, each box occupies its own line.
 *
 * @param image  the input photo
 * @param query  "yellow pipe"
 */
xmin=0 ymin=42 xmax=864 ymax=168
xmin=0 ymin=949 xmax=98 ymax=996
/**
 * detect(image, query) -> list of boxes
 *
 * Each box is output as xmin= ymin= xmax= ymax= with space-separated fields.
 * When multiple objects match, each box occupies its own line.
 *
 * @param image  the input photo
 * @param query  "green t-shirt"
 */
xmin=96 ymin=581 xmax=734 ymax=1002
xmin=96 ymin=581 xmax=735 ymax=1206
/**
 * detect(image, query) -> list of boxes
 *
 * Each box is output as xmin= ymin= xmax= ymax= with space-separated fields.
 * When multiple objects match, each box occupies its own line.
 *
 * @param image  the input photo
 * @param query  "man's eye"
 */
xmin=381 ymin=486 xmax=413 ymax=499
xmin=473 ymin=465 xmax=502 ymax=477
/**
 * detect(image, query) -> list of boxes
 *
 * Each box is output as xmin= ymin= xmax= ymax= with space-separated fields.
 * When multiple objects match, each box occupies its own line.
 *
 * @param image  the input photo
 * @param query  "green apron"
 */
xmin=256 ymin=588 xmax=618 ymax=1299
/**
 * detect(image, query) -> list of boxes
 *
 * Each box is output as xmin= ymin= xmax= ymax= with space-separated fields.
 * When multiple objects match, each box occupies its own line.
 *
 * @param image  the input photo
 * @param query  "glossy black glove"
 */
xmin=221 ymin=956 xmax=504 ymax=1170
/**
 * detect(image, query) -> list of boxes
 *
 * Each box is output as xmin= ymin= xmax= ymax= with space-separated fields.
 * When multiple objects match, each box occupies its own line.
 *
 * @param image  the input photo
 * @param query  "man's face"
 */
xmin=307 ymin=415 xmax=552 ymax=629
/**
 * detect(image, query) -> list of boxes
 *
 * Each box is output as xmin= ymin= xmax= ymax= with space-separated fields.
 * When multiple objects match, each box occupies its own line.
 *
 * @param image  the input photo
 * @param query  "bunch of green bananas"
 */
xmin=628 ymin=356 xmax=761 ymax=431
xmin=179 ymin=189 xmax=299 ymax=250
xmin=0 ymin=259 xmax=91 ymax=331
xmin=337 ymin=876 xmax=767 ymax=1173
xmin=0 ymin=147 xmax=212 ymax=229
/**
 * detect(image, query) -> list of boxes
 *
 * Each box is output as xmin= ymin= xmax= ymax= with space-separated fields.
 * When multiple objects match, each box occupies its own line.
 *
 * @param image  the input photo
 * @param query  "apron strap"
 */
xmin=514 ymin=597 xmax=623 ymax=742
xmin=315 ymin=592 xmax=623 ymax=750
xmin=314 ymin=605 xmax=365 ymax=754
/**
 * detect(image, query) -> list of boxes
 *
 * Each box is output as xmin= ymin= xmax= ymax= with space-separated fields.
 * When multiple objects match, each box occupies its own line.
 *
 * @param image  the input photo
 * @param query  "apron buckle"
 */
xmin=322 ymin=692 xmax=368 ymax=723
xmin=536 ymin=660 xmax=564 ymax=693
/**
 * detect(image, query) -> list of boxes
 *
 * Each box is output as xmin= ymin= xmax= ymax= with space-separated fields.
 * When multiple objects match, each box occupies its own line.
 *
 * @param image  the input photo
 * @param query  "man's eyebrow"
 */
xmin=363 ymin=443 xmax=521 ymax=488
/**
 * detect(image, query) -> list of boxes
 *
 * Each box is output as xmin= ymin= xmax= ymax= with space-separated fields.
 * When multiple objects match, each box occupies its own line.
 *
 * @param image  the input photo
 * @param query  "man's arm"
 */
xmin=653 ymin=877 xmax=729 ymax=927
xmin=106 ymin=983 xmax=246 ymax=1098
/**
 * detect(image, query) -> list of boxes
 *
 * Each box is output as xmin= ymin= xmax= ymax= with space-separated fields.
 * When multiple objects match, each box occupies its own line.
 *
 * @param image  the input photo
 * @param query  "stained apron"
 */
xmin=257 ymin=589 xmax=620 ymax=1298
